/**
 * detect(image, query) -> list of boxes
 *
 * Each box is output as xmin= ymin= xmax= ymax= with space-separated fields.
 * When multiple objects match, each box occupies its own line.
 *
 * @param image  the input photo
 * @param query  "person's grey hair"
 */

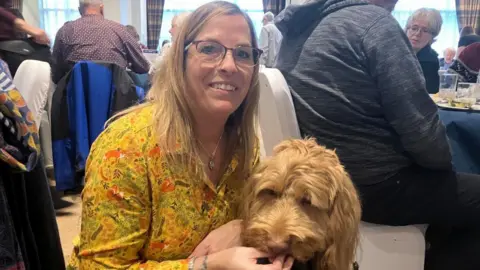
xmin=264 ymin=12 xmax=274 ymax=23
xmin=79 ymin=0 xmax=103 ymax=6
xmin=126 ymin=25 xmax=140 ymax=40
xmin=405 ymin=8 xmax=443 ymax=40
xmin=443 ymin=47 xmax=456 ymax=54
xmin=173 ymin=12 xmax=191 ymax=26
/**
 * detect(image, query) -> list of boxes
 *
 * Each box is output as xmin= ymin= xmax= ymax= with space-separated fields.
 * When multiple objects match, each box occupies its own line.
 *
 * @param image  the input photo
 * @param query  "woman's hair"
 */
xmin=460 ymin=26 xmax=474 ymax=37
xmin=112 ymin=1 xmax=260 ymax=183
xmin=405 ymin=8 xmax=443 ymax=41
xmin=173 ymin=12 xmax=191 ymax=27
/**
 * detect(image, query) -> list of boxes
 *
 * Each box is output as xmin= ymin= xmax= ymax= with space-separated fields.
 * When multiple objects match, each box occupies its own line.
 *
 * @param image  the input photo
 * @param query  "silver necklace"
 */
xmin=198 ymin=132 xmax=224 ymax=171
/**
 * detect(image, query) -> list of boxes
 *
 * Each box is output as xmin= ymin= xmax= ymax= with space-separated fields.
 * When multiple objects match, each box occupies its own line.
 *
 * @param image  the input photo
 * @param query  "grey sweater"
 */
xmin=275 ymin=0 xmax=452 ymax=185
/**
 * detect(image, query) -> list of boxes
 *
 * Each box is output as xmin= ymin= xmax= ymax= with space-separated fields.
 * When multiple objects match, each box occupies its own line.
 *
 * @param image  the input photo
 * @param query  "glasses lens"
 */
xmin=234 ymin=47 xmax=261 ymax=66
xmin=196 ymin=41 xmax=224 ymax=62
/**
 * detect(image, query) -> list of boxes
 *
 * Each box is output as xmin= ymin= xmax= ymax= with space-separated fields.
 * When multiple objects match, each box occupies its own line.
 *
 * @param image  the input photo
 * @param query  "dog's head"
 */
xmin=241 ymin=138 xmax=361 ymax=270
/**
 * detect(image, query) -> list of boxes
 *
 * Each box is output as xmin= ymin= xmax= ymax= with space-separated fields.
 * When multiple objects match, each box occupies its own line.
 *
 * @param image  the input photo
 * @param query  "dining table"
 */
xmin=432 ymin=95 xmax=480 ymax=174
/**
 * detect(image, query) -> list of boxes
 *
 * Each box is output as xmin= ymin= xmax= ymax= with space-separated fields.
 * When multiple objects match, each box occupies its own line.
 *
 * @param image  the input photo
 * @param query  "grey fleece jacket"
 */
xmin=275 ymin=0 xmax=452 ymax=185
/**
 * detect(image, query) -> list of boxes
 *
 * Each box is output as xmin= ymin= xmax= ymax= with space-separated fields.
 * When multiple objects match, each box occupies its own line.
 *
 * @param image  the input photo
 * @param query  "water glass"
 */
xmin=454 ymin=83 xmax=476 ymax=108
xmin=438 ymin=73 xmax=458 ymax=101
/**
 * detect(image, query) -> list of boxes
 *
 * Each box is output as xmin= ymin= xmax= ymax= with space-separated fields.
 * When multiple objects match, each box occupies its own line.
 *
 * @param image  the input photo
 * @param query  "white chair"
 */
xmin=13 ymin=60 xmax=53 ymax=129
xmin=13 ymin=60 xmax=54 ymax=168
xmin=257 ymin=68 xmax=427 ymax=270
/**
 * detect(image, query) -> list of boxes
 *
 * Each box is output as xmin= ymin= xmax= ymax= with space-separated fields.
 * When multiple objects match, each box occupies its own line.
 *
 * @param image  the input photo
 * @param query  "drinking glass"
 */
xmin=438 ymin=73 xmax=458 ymax=102
xmin=454 ymin=83 xmax=476 ymax=108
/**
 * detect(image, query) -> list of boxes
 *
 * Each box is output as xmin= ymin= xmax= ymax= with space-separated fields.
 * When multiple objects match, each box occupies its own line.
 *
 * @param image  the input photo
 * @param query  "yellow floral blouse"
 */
xmin=67 ymin=104 xmax=256 ymax=269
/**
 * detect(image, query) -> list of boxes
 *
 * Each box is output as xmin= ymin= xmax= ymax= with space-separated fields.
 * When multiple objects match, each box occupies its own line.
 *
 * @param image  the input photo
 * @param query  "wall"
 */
xmin=22 ymin=0 xmax=40 ymax=27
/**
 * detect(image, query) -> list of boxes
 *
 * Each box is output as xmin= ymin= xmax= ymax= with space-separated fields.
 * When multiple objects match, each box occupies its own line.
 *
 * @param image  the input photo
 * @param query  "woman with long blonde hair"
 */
xmin=68 ymin=1 xmax=292 ymax=269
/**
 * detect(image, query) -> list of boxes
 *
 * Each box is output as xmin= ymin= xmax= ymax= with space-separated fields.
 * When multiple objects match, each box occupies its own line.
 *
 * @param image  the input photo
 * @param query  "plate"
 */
xmin=437 ymin=103 xmax=480 ymax=111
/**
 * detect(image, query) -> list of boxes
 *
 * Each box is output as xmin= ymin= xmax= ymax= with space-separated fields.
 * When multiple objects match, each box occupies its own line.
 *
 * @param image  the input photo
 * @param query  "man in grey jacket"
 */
xmin=275 ymin=0 xmax=480 ymax=269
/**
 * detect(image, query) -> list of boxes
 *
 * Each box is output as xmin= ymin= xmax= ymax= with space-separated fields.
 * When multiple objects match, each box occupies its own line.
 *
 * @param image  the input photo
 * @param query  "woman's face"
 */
xmin=407 ymin=19 xmax=434 ymax=52
xmin=169 ymin=17 xmax=179 ymax=41
xmin=184 ymin=14 xmax=255 ymax=121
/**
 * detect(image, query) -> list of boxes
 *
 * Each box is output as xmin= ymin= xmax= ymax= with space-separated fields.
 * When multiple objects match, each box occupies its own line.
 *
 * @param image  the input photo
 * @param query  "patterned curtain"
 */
xmin=455 ymin=0 xmax=480 ymax=31
xmin=147 ymin=0 xmax=165 ymax=50
xmin=11 ymin=0 xmax=22 ymax=12
xmin=263 ymin=0 xmax=286 ymax=15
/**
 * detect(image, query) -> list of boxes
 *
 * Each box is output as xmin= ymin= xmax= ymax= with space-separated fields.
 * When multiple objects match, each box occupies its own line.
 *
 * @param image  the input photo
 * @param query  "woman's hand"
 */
xmin=190 ymin=219 xmax=243 ymax=257
xmin=199 ymin=247 xmax=294 ymax=270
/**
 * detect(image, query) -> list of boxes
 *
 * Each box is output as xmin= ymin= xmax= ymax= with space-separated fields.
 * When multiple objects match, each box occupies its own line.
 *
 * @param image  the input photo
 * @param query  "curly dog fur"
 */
xmin=241 ymin=138 xmax=361 ymax=270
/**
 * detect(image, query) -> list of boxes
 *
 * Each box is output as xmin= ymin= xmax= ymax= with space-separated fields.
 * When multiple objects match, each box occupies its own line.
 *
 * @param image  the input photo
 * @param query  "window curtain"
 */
xmin=147 ymin=0 xmax=165 ymax=50
xmin=456 ymin=0 xmax=480 ymax=31
xmin=262 ymin=0 xmax=285 ymax=15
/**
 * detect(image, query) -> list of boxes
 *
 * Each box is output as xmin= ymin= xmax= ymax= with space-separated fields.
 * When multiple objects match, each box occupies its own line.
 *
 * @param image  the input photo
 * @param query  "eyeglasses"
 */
xmin=408 ymin=25 xmax=433 ymax=35
xmin=185 ymin=40 xmax=263 ymax=67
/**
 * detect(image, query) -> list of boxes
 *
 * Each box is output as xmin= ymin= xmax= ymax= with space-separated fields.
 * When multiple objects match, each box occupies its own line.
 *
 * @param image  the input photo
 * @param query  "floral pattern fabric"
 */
xmin=68 ymin=104 xmax=253 ymax=269
xmin=0 ymin=61 xmax=40 ymax=172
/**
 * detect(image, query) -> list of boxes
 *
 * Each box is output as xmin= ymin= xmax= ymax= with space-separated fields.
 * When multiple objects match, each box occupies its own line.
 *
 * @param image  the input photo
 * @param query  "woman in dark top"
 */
xmin=405 ymin=8 xmax=442 ymax=94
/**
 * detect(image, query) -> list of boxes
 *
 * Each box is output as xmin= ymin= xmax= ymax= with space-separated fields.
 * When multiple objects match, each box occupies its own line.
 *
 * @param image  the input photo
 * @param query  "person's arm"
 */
xmin=258 ymin=27 xmax=269 ymax=66
xmin=76 ymin=124 xmax=189 ymax=269
xmin=0 ymin=7 xmax=17 ymax=23
xmin=420 ymin=60 xmax=440 ymax=94
xmin=123 ymin=30 xmax=150 ymax=74
xmin=362 ymin=15 xmax=452 ymax=170
xmin=9 ymin=16 xmax=50 ymax=45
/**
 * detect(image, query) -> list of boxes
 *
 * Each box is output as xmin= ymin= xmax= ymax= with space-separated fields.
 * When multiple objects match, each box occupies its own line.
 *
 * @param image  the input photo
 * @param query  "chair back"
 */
xmin=258 ymin=68 xmax=301 ymax=157
xmin=13 ymin=60 xmax=53 ymax=129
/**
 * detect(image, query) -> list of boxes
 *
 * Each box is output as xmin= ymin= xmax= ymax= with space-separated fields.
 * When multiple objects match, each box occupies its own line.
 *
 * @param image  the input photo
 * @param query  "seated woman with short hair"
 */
xmin=405 ymin=8 xmax=442 ymax=94
xmin=67 ymin=2 xmax=291 ymax=269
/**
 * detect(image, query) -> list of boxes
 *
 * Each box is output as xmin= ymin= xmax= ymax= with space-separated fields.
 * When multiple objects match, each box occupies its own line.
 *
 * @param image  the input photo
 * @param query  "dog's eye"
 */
xmin=259 ymin=189 xmax=278 ymax=198
xmin=300 ymin=197 xmax=312 ymax=206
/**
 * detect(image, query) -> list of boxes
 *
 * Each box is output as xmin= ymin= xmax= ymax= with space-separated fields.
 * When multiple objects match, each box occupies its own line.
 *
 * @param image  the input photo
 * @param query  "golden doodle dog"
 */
xmin=241 ymin=138 xmax=361 ymax=270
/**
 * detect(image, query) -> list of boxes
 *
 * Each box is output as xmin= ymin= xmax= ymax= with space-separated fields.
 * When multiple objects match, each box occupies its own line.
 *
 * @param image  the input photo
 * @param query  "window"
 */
xmin=392 ymin=0 xmax=459 ymax=55
xmin=39 ymin=0 xmax=80 ymax=42
xmin=160 ymin=0 xmax=264 ymax=50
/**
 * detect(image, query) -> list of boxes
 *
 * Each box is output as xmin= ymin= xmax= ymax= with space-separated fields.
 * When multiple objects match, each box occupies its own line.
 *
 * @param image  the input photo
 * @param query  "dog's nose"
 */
xmin=267 ymin=240 xmax=290 ymax=255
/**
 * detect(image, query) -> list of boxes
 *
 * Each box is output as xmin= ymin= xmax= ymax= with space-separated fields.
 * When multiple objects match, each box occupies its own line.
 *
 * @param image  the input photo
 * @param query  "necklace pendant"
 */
xmin=208 ymin=160 xmax=215 ymax=171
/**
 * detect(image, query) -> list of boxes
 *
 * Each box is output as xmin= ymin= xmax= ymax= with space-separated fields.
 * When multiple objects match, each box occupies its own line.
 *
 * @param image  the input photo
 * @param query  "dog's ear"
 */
xmin=240 ymin=163 xmax=264 ymax=222
xmin=318 ymin=167 xmax=362 ymax=270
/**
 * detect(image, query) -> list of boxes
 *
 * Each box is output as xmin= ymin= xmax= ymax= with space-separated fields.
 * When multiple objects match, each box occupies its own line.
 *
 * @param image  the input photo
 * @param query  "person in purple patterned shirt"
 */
xmin=52 ymin=0 xmax=150 ymax=81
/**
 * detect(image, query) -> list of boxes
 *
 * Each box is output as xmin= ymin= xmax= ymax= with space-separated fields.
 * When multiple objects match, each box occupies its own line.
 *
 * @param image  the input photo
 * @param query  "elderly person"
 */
xmin=275 ymin=0 xmax=480 ymax=269
xmin=405 ymin=8 xmax=442 ymax=94
xmin=150 ymin=12 xmax=191 ymax=74
xmin=259 ymin=12 xmax=282 ymax=67
xmin=67 ymin=1 xmax=293 ymax=269
xmin=439 ymin=47 xmax=456 ymax=70
xmin=52 ymin=0 xmax=149 ymax=82
xmin=126 ymin=24 xmax=147 ymax=49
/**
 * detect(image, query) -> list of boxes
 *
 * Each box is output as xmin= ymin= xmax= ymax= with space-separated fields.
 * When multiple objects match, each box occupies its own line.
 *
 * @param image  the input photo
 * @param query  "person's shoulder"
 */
xmin=327 ymin=5 xmax=396 ymax=36
xmin=104 ymin=19 xmax=130 ymax=34
xmin=95 ymin=104 xmax=155 ymax=149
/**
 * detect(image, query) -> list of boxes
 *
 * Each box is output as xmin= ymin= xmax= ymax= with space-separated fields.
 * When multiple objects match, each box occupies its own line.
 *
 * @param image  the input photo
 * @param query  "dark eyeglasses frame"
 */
xmin=184 ymin=40 xmax=263 ymax=67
